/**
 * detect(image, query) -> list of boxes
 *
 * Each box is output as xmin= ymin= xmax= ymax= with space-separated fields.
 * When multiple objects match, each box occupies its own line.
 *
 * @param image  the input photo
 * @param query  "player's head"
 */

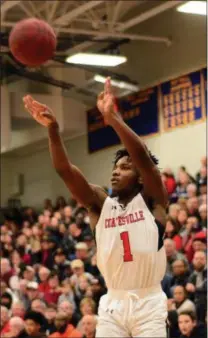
xmin=111 ymin=148 xmax=158 ymax=197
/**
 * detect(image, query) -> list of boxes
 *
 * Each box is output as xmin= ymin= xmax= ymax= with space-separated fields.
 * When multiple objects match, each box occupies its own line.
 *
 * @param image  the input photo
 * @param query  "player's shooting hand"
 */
xmin=23 ymin=95 xmax=57 ymax=127
xmin=97 ymin=77 xmax=121 ymax=125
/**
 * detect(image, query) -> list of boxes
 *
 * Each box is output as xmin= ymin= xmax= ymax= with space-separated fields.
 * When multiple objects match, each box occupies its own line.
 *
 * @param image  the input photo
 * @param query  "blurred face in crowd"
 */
xmin=1 ymin=258 xmax=11 ymax=275
xmin=25 ymin=319 xmax=41 ymax=336
xmin=11 ymin=250 xmax=21 ymax=266
xmin=199 ymin=204 xmax=207 ymax=220
xmin=58 ymin=301 xmax=74 ymax=318
xmin=54 ymin=211 xmax=62 ymax=220
xmin=32 ymin=226 xmax=42 ymax=237
xmin=16 ymin=235 xmax=27 ymax=247
xmin=199 ymin=184 xmax=207 ymax=195
xmin=0 ymin=306 xmax=9 ymax=327
xmin=192 ymin=239 xmax=206 ymax=253
xmin=178 ymin=172 xmax=189 ymax=185
xmin=38 ymin=267 xmax=50 ymax=282
xmin=173 ymin=286 xmax=186 ymax=304
xmin=169 ymin=204 xmax=180 ymax=220
xmin=38 ymin=215 xmax=45 ymax=225
xmin=164 ymin=239 xmax=176 ymax=257
xmin=64 ymin=206 xmax=72 ymax=218
xmin=19 ymin=279 xmax=28 ymax=294
xmin=9 ymin=317 xmax=25 ymax=336
xmin=44 ymin=215 xmax=51 ymax=226
xmin=54 ymin=253 xmax=66 ymax=265
xmin=178 ymin=314 xmax=196 ymax=337
xmin=186 ymin=184 xmax=197 ymax=198
xmin=201 ymin=156 xmax=207 ymax=167
xmin=49 ymin=275 xmax=59 ymax=289
xmin=31 ymin=300 xmax=46 ymax=314
xmin=80 ymin=300 xmax=95 ymax=316
xmin=186 ymin=217 xmax=199 ymax=232
xmin=82 ymin=315 xmax=97 ymax=338
xmin=26 ymin=288 xmax=39 ymax=301
xmin=54 ymin=313 xmax=68 ymax=332
xmin=69 ymin=223 xmax=80 ymax=236
xmin=51 ymin=217 xmax=59 ymax=228
xmin=200 ymin=166 xmax=207 ymax=178
xmin=41 ymin=239 xmax=50 ymax=250
xmin=59 ymin=223 xmax=67 ymax=234
xmin=0 ymin=281 xmax=7 ymax=296
xmin=11 ymin=302 xmax=26 ymax=319
xmin=172 ymin=260 xmax=186 ymax=276
xmin=76 ymin=248 xmax=88 ymax=260
xmin=61 ymin=282 xmax=72 ymax=295
xmin=23 ymin=268 xmax=35 ymax=281
xmin=177 ymin=209 xmax=188 ymax=225
xmin=23 ymin=227 xmax=33 ymax=238
xmin=22 ymin=221 xmax=30 ymax=228
xmin=44 ymin=209 xmax=52 ymax=217
xmin=79 ymin=277 xmax=89 ymax=292
xmin=193 ymin=251 xmax=206 ymax=271
xmin=45 ymin=307 xmax=57 ymax=322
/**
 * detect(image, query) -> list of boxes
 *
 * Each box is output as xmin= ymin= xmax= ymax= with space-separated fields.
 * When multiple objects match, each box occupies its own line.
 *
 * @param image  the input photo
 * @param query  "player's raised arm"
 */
xmin=97 ymin=79 xmax=168 ymax=208
xmin=23 ymin=95 xmax=107 ymax=210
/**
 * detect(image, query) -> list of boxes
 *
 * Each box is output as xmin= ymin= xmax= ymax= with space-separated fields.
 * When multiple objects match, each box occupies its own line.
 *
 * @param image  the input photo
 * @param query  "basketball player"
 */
xmin=23 ymin=78 xmax=168 ymax=337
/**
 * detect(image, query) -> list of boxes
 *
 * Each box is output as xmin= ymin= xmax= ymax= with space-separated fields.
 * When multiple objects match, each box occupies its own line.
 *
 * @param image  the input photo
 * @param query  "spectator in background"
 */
xmin=70 ymin=260 xmax=94 ymax=288
xmin=11 ymin=301 xmax=26 ymax=319
xmin=199 ymin=204 xmax=207 ymax=228
xmin=55 ymin=196 xmax=67 ymax=212
xmin=186 ymin=251 xmax=207 ymax=322
xmin=82 ymin=315 xmax=97 ymax=338
xmin=49 ymin=312 xmax=82 ymax=338
xmin=58 ymin=300 xmax=80 ymax=327
xmin=162 ymin=170 xmax=176 ymax=196
xmin=172 ymin=286 xmax=196 ymax=314
xmin=177 ymin=209 xmax=188 ymax=229
xmin=186 ymin=184 xmax=197 ymax=199
xmin=2 ymin=317 xmax=25 ymax=338
xmin=26 ymin=282 xmax=39 ymax=307
xmin=43 ymin=272 xmax=62 ymax=305
xmin=168 ymin=204 xmax=181 ymax=221
xmin=164 ymin=218 xmax=182 ymax=250
xmin=53 ymin=248 xmax=71 ymax=282
xmin=170 ymin=260 xmax=190 ymax=291
xmin=58 ymin=279 xmax=76 ymax=309
xmin=1 ymin=258 xmax=15 ymax=285
xmin=176 ymin=171 xmax=190 ymax=199
xmin=164 ymin=239 xmax=187 ymax=275
xmin=0 ymin=306 xmax=10 ymax=336
xmin=178 ymin=311 xmax=206 ymax=338
xmin=24 ymin=311 xmax=47 ymax=338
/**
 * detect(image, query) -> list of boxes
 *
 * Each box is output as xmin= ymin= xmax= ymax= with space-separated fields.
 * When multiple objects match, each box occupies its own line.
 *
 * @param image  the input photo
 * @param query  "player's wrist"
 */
xmin=48 ymin=121 xmax=59 ymax=130
xmin=108 ymin=112 xmax=123 ymax=127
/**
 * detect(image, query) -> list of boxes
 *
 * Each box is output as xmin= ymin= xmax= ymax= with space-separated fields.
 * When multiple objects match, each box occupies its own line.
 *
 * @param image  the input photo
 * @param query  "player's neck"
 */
xmin=117 ymin=186 xmax=140 ymax=207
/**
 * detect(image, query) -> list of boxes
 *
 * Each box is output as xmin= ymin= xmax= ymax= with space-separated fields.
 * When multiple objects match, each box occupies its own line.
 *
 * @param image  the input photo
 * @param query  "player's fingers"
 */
xmin=98 ymin=91 xmax=104 ymax=100
xmin=104 ymin=77 xmax=111 ymax=94
xmin=32 ymin=101 xmax=47 ymax=111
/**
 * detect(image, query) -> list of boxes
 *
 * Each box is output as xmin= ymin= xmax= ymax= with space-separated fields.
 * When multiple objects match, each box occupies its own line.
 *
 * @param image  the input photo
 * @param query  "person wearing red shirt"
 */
xmin=43 ymin=272 xmax=62 ymax=305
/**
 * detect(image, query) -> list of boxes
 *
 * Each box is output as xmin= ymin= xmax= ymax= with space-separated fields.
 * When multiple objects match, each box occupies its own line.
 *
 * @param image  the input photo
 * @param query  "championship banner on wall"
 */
xmin=87 ymin=87 xmax=159 ymax=153
xmin=160 ymin=70 xmax=205 ymax=131
xmin=202 ymin=68 xmax=207 ymax=115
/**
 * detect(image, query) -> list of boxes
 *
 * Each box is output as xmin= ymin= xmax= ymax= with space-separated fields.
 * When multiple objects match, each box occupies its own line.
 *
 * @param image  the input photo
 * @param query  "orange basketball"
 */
xmin=9 ymin=18 xmax=57 ymax=67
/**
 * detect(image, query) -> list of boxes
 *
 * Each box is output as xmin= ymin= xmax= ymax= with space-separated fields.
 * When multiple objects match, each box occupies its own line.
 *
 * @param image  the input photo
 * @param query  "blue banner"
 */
xmin=87 ymin=87 xmax=159 ymax=153
xmin=202 ymin=68 xmax=207 ymax=116
xmin=160 ymin=70 xmax=204 ymax=131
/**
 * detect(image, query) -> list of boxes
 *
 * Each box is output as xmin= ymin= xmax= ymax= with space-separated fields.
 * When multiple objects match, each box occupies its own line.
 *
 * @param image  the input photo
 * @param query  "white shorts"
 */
xmin=96 ymin=285 xmax=167 ymax=338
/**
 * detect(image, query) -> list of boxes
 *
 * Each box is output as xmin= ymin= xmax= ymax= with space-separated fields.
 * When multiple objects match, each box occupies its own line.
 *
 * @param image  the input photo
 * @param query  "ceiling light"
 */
xmin=66 ymin=53 xmax=127 ymax=67
xmin=94 ymin=74 xmax=139 ymax=92
xmin=177 ymin=1 xmax=206 ymax=15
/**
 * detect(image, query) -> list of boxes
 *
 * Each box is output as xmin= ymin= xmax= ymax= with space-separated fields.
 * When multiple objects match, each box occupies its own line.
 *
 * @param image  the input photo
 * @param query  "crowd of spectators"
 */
xmin=0 ymin=156 xmax=207 ymax=338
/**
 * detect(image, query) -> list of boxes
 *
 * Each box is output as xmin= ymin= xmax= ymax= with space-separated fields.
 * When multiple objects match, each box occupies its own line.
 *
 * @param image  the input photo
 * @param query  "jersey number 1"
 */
xmin=120 ymin=231 xmax=133 ymax=262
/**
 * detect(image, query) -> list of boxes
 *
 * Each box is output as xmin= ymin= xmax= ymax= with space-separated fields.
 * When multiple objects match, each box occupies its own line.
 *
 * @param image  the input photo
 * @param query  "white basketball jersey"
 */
xmin=95 ymin=193 xmax=167 ymax=290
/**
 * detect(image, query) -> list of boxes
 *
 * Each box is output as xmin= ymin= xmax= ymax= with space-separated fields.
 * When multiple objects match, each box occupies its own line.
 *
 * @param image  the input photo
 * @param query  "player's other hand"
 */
xmin=23 ymin=95 xmax=57 ymax=127
xmin=97 ymin=77 xmax=121 ymax=125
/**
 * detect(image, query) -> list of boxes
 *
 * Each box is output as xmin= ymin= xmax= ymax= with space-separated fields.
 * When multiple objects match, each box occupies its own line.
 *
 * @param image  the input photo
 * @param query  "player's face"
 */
xmin=111 ymin=156 xmax=139 ymax=195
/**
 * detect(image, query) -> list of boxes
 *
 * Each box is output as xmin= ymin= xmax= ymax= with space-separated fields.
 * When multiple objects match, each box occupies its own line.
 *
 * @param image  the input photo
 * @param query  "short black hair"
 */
xmin=114 ymin=148 xmax=159 ymax=166
xmin=178 ymin=311 xmax=197 ymax=321
xmin=24 ymin=311 xmax=45 ymax=326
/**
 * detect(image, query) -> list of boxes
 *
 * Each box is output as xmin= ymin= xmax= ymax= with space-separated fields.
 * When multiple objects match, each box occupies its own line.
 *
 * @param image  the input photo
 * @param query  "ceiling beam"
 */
xmin=1 ymin=0 xmax=22 ymax=15
xmin=54 ymin=1 xmax=104 ymax=26
xmin=55 ymin=26 xmax=171 ymax=45
xmin=110 ymin=1 xmax=123 ymax=30
xmin=118 ymin=1 xmax=183 ymax=32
